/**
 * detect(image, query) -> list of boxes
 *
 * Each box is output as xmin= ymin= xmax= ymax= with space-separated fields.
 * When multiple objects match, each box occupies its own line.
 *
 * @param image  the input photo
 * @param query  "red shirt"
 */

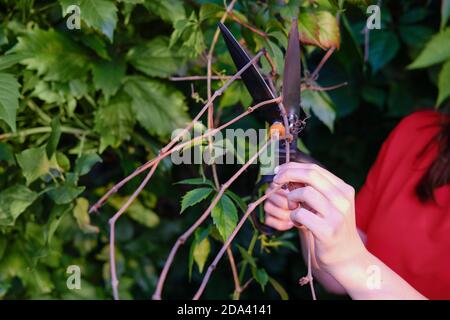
xmin=356 ymin=111 xmax=450 ymax=300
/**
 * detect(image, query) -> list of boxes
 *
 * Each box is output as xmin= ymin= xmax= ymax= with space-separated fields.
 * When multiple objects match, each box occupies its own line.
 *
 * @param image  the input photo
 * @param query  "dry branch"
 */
xmin=153 ymin=137 xmax=277 ymax=300
xmin=90 ymin=50 xmax=266 ymax=214
xmin=193 ymin=183 xmax=283 ymax=300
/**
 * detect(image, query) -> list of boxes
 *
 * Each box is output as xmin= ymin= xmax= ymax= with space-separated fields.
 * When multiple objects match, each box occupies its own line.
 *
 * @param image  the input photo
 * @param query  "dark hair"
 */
xmin=416 ymin=112 xmax=450 ymax=202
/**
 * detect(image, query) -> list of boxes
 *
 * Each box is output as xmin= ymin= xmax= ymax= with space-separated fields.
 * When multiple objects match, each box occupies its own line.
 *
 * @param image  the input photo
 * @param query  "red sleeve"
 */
xmin=355 ymin=134 xmax=391 ymax=232
xmin=355 ymin=111 xmax=438 ymax=232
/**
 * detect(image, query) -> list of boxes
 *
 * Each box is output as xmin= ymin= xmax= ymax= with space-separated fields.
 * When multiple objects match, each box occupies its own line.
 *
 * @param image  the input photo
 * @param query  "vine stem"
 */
xmin=310 ymin=47 xmax=335 ymax=81
xmin=206 ymin=0 xmax=238 ymax=190
xmin=153 ymin=137 xmax=277 ymax=300
xmin=193 ymin=183 xmax=283 ymax=300
xmin=89 ymin=50 xmax=267 ymax=214
xmin=109 ymin=159 xmax=160 ymax=300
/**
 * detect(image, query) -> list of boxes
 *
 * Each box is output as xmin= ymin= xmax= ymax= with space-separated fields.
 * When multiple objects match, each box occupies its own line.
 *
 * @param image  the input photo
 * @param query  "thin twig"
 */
xmin=153 ymin=138 xmax=276 ymax=300
xmin=227 ymin=248 xmax=242 ymax=299
xmin=206 ymin=0 xmax=238 ymax=189
xmin=301 ymin=82 xmax=348 ymax=92
xmin=310 ymin=47 xmax=335 ymax=81
xmin=228 ymin=11 xmax=269 ymax=39
xmin=193 ymin=183 xmax=283 ymax=300
xmin=109 ymin=160 xmax=160 ymax=300
xmin=90 ymin=51 xmax=266 ymax=214
xmin=170 ymin=75 xmax=236 ymax=81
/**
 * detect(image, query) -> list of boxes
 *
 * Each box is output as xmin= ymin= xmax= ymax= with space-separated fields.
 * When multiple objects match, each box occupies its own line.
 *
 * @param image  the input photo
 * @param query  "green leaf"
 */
xmin=74 ymin=153 xmax=102 ymax=176
xmin=73 ymin=197 xmax=99 ymax=233
xmin=442 ymin=0 xmax=450 ymax=29
xmin=127 ymin=36 xmax=183 ymax=77
xmin=225 ymin=190 xmax=247 ymax=214
xmin=269 ymin=277 xmax=289 ymax=300
xmin=92 ymin=58 xmax=125 ymax=98
xmin=408 ymin=28 xmax=450 ymax=69
xmin=188 ymin=227 xmax=210 ymax=279
xmin=0 ymin=185 xmax=38 ymax=226
xmin=47 ymin=174 xmax=85 ymax=204
xmin=211 ymin=194 xmax=238 ymax=241
xmin=398 ymin=26 xmax=434 ymax=48
xmin=16 ymin=146 xmax=52 ymax=185
xmin=94 ymin=95 xmax=136 ymax=152
xmin=47 ymin=204 xmax=71 ymax=245
xmin=299 ymin=11 xmax=340 ymax=49
xmin=252 ymin=267 xmax=269 ymax=291
xmin=169 ymin=12 xmax=205 ymax=58
xmin=368 ymin=31 xmax=400 ymax=73
xmin=59 ymin=0 xmax=118 ymax=41
xmin=124 ymin=77 xmax=190 ymax=137
xmin=0 ymin=54 xmax=26 ymax=71
xmin=46 ymin=117 xmax=61 ymax=158
xmin=109 ymin=196 xmax=160 ymax=228
xmin=180 ymin=188 xmax=213 ymax=213
xmin=199 ymin=3 xmax=224 ymax=21
xmin=237 ymin=245 xmax=257 ymax=268
xmin=193 ymin=236 xmax=210 ymax=274
xmin=301 ymin=89 xmax=336 ymax=131
xmin=0 ymin=72 xmax=20 ymax=132
xmin=9 ymin=29 xmax=90 ymax=82
xmin=437 ymin=60 xmax=450 ymax=105
xmin=144 ymin=0 xmax=185 ymax=24
xmin=175 ymin=178 xmax=215 ymax=187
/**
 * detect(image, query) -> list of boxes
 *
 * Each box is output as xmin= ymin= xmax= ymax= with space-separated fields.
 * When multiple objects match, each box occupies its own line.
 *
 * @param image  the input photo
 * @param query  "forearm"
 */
xmin=330 ymin=249 xmax=427 ymax=300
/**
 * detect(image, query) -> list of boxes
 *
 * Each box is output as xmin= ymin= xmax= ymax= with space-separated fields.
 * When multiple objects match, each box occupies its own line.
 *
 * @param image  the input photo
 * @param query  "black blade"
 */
xmin=282 ymin=18 xmax=302 ymax=121
xmin=218 ymin=23 xmax=280 ymax=123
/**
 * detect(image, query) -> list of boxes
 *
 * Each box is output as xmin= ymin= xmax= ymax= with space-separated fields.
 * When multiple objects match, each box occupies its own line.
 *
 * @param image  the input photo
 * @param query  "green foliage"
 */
xmin=0 ymin=0 xmax=447 ymax=300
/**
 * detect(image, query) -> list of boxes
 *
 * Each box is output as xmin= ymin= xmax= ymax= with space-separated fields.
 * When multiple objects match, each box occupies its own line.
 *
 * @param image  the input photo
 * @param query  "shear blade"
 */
xmin=218 ymin=23 xmax=280 ymax=123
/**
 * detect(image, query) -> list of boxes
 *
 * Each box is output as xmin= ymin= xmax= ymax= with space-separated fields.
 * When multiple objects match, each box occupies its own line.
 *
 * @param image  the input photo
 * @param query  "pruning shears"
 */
xmin=219 ymin=20 xmax=320 ymax=235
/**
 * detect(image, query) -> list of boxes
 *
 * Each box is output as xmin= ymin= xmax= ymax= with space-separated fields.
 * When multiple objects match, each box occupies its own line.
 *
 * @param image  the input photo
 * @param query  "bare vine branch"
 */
xmin=193 ymin=183 xmax=283 ymax=300
xmin=153 ymin=137 xmax=278 ymax=300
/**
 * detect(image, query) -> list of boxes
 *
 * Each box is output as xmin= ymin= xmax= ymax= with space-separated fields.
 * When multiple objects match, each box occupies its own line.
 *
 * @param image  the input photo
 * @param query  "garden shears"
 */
xmin=219 ymin=20 xmax=320 ymax=235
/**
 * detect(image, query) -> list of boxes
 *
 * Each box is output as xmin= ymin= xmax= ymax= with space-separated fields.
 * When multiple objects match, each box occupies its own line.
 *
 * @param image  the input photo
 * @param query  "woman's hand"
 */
xmin=273 ymin=162 xmax=367 ymax=273
xmin=263 ymin=182 xmax=297 ymax=231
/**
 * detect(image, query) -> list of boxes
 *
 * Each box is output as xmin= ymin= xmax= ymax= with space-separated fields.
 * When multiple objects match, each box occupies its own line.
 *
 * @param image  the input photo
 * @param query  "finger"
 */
xmin=265 ymin=216 xmax=293 ymax=231
xmin=267 ymin=192 xmax=291 ymax=210
xmin=274 ymin=166 xmax=351 ymax=214
xmin=290 ymin=208 xmax=324 ymax=238
xmin=264 ymin=200 xmax=292 ymax=221
xmin=276 ymin=162 xmax=355 ymax=199
xmin=287 ymin=186 xmax=336 ymax=218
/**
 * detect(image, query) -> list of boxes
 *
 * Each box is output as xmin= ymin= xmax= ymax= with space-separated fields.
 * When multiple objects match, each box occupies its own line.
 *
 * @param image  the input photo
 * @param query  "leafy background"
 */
xmin=0 ymin=0 xmax=449 ymax=299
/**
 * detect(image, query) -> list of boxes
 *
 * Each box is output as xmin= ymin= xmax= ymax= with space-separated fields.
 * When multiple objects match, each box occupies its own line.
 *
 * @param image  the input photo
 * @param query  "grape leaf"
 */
xmin=127 ymin=36 xmax=183 ymax=77
xmin=143 ymin=0 xmax=185 ymax=24
xmin=180 ymin=188 xmax=213 ymax=213
xmin=299 ymin=11 xmax=340 ymax=49
xmin=124 ymin=77 xmax=190 ymax=137
xmin=16 ymin=146 xmax=52 ymax=185
xmin=0 ymin=72 xmax=20 ymax=132
xmin=368 ymin=31 xmax=400 ymax=73
xmin=301 ymin=89 xmax=336 ymax=131
xmin=74 ymin=153 xmax=102 ymax=176
xmin=192 ymin=236 xmax=210 ymax=273
xmin=94 ymin=95 xmax=136 ymax=152
xmin=211 ymin=194 xmax=238 ymax=241
xmin=92 ymin=58 xmax=125 ymax=98
xmin=59 ymin=0 xmax=118 ymax=41
xmin=0 ymin=185 xmax=38 ymax=226
xmin=408 ymin=28 xmax=450 ymax=69
xmin=9 ymin=29 xmax=90 ymax=81
xmin=47 ymin=173 xmax=85 ymax=205
xmin=73 ymin=197 xmax=99 ymax=233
